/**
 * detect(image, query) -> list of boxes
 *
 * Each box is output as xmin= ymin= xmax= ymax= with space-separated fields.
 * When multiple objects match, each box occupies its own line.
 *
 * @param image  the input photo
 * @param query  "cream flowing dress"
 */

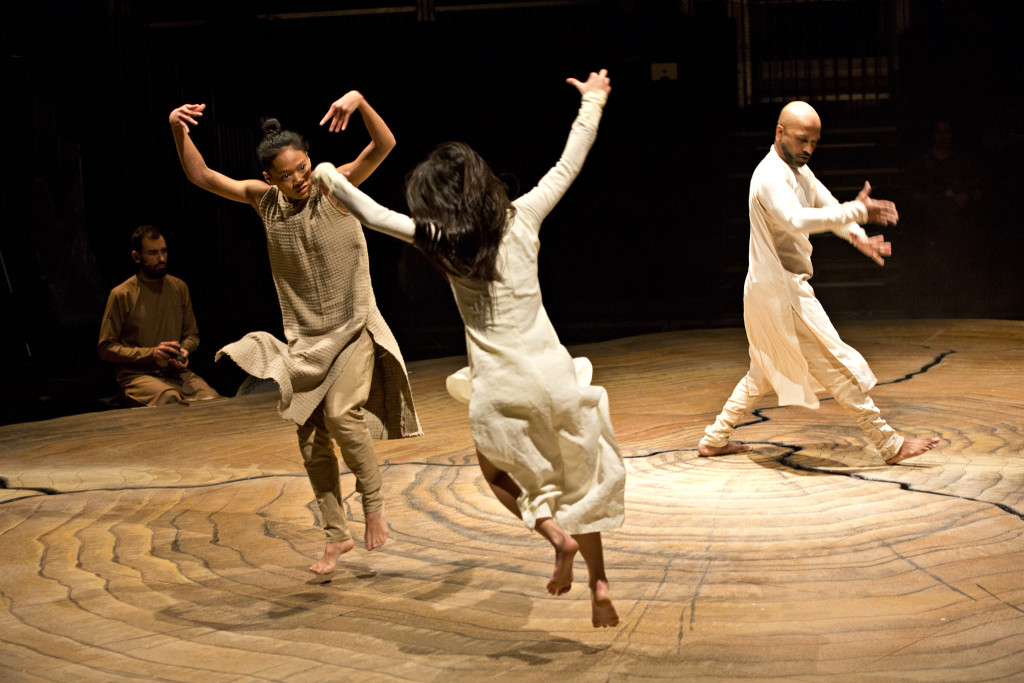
xmin=314 ymin=90 xmax=625 ymax=534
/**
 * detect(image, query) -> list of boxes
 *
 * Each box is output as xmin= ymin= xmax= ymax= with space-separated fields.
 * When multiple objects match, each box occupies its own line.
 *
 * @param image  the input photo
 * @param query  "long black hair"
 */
xmin=256 ymin=117 xmax=309 ymax=171
xmin=405 ymin=142 xmax=515 ymax=282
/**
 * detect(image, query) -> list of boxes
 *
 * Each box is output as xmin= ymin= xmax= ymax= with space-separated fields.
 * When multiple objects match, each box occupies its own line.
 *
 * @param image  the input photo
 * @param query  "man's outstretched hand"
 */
xmin=852 ymin=231 xmax=892 ymax=266
xmin=857 ymin=181 xmax=899 ymax=226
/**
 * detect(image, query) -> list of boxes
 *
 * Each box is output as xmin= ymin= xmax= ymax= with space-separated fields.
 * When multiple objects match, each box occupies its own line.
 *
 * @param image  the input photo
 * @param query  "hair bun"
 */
xmin=260 ymin=117 xmax=282 ymax=136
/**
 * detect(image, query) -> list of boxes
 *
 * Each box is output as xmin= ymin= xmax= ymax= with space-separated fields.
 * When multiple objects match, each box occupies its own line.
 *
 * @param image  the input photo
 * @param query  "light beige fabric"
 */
xmin=217 ymin=186 xmax=420 ymax=438
xmin=296 ymin=329 xmax=381 ymax=543
xmin=701 ymin=315 xmax=904 ymax=458
xmin=447 ymin=91 xmax=626 ymax=535
xmin=743 ymin=147 xmax=874 ymax=409
xmin=701 ymin=146 xmax=906 ymax=458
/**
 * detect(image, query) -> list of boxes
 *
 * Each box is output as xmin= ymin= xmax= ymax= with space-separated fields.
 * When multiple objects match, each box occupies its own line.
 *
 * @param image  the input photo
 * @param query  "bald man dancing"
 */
xmin=699 ymin=101 xmax=939 ymax=465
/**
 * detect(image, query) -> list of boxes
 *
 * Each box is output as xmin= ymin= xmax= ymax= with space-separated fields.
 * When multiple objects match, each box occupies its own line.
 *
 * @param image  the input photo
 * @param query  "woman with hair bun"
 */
xmin=312 ymin=70 xmax=623 ymax=628
xmin=169 ymin=92 xmax=421 ymax=575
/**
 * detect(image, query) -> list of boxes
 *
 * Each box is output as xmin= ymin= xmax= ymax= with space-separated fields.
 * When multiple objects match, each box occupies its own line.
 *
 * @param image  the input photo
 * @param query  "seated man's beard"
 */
xmin=142 ymin=263 xmax=167 ymax=279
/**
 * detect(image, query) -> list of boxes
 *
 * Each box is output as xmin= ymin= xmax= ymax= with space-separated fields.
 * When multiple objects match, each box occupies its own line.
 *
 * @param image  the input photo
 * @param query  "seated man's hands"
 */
xmin=154 ymin=341 xmax=188 ymax=368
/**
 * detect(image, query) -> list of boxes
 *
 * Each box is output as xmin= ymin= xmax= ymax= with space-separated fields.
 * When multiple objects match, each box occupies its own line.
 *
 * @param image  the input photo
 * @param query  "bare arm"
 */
xmin=318 ymin=91 xmax=396 ymax=188
xmin=170 ymin=103 xmax=269 ymax=211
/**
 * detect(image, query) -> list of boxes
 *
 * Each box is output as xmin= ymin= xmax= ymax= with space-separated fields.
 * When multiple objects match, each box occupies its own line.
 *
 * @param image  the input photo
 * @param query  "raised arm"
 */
xmin=514 ymin=70 xmax=611 ymax=227
xmin=318 ymin=91 xmax=396 ymax=187
xmin=311 ymin=163 xmax=415 ymax=243
xmin=169 ymin=103 xmax=269 ymax=210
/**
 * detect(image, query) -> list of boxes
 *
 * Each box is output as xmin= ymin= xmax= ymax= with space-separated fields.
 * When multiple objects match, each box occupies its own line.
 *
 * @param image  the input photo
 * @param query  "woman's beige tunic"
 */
xmin=218 ymin=185 xmax=420 ymax=437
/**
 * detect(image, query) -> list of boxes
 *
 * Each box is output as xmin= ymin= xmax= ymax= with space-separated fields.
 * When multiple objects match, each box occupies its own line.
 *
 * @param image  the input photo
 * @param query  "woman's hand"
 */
xmin=169 ymin=103 xmax=206 ymax=134
xmin=566 ymin=69 xmax=611 ymax=96
xmin=319 ymin=91 xmax=364 ymax=133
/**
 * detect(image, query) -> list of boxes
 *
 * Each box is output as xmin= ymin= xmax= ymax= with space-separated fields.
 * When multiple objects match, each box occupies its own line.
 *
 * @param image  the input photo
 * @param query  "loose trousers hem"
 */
xmin=701 ymin=319 xmax=903 ymax=460
xmin=296 ymin=330 xmax=383 ymax=544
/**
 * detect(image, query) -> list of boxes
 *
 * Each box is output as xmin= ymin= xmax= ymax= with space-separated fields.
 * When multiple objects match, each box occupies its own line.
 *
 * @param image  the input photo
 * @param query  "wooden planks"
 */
xmin=1 ymin=319 xmax=1022 ymax=681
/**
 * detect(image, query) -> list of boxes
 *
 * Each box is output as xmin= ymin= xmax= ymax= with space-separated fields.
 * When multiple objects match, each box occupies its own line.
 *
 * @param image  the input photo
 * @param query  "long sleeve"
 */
xmin=756 ymin=157 xmax=868 ymax=238
xmin=179 ymin=283 xmax=201 ymax=355
xmin=514 ymin=89 xmax=608 ymax=228
xmin=97 ymin=285 xmax=157 ymax=366
xmin=97 ymin=275 xmax=196 ymax=367
xmin=312 ymin=163 xmax=416 ymax=243
xmin=811 ymin=176 xmax=868 ymax=243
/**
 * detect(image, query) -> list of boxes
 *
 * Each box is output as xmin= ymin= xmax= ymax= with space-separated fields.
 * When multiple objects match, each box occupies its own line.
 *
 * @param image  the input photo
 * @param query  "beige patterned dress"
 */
xmin=217 ymin=185 xmax=420 ymax=438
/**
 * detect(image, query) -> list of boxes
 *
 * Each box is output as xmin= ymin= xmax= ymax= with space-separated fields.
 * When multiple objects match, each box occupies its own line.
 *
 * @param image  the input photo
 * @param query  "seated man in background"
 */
xmin=98 ymin=225 xmax=221 ymax=406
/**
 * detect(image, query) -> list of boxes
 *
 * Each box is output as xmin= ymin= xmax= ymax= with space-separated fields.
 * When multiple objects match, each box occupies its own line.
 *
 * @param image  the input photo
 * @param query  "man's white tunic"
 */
xmin=744 ymin=147 xmax=873 ymax=408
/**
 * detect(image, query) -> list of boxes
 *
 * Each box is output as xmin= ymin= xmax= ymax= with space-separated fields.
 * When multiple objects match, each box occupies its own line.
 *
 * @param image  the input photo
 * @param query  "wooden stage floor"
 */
xmin=1 ymin=319 xmax=1023 ymax=681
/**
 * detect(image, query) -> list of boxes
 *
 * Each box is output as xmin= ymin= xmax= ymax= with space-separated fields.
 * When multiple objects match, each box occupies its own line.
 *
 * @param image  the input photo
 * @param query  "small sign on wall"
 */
xmin=651 ymin=62 xmax=679 ymax=81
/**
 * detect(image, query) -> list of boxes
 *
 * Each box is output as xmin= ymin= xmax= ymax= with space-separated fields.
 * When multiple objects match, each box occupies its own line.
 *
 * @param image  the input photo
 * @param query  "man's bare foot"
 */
xmin=310 ymin=538 xmax=355 ymax=574
xmin=547 ymin=530 xmax=578 ymax=596
xmin=365 ymin=507 xmax=389 ymax=551
xmin=590 ymin=579 xmax=619 ymax=628
xmin=885 ymin=437 xmax=940 ymax=465
xmin=697 ymin=442 xmax=753 ymax=457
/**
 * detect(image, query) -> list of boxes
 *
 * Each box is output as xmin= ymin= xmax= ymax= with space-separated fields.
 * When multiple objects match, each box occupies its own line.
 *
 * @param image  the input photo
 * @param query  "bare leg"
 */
xmin=477 ymin=452 xmax=577 ymax=595
xmin=364 ymin=507 xmax=389 ymax=551
xmin=536 ymin=517 xmax=578 ymax=595
xmin=310 ymin=538 xmax=356 ymax=574
xmin=476 ymin=451 xmax=522 ymax=518
xmin=698 ymin=442 xmax=753 ymax=457
xmin=885 ymin=437 xmax=940 ymax=465
xmin=573 ymin=532 xmax=619 ymax=628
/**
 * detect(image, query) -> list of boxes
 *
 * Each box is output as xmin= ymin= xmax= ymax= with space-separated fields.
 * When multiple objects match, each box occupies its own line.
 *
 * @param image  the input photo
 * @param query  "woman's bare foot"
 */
xmin=310 ymin=538 xmax=355 ymax=574
xmin=547 ymin=529 xmax=578 ymax=596
xmin=590 ymin=579 xmax=619 ymax=628
xmin=698 ymin=441 xmax=753 ymax=457
xmin=365 ymin=507 xmax=389 ymax=551
xmin=885 ymin=437 xmax=940 ymax=465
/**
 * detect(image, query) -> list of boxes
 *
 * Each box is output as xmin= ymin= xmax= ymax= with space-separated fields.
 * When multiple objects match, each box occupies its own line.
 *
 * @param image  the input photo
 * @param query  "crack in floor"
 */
xmin=704 ymin=348 xmax=1024 ymax=522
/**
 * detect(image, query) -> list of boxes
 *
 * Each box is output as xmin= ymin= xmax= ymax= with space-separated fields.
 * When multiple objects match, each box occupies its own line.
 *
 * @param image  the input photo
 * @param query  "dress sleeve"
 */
xmin=514 ymin=89 xmax=608 ymax=230
xmin=312 ymin=163 xmax=416 ymax=243
xmin=757 ymin=167 xmax=868 ymax=240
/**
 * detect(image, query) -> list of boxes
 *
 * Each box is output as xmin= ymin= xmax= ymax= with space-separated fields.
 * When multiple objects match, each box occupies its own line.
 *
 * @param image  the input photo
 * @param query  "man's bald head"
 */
xmin=778 ymin=101 xmax=821 ymax=130
xmin=774 ymin=101 xmax=821 ymax=168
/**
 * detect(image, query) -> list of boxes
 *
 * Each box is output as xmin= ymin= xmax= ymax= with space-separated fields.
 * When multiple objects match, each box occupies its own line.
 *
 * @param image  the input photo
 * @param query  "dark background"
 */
xmin=1 ymin=0 xmax=1021 ymax=425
